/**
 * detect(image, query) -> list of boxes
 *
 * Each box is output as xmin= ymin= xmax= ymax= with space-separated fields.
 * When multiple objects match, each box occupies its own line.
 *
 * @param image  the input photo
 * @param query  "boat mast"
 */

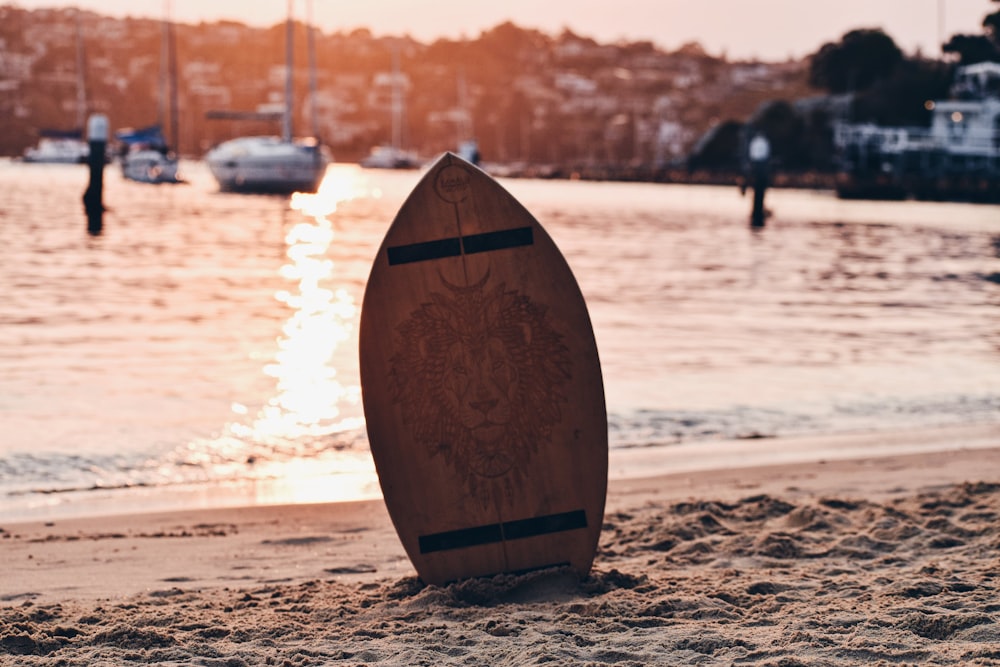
xmin=457 ymin=63 xmax=472 ymax=146
xmin=283 ymin=0 xmax=294 ymax=143
xmin=307 ymin=0 xmax=319 ymax=140
xmin=167 ymin=1 xmax=179 ymax=152
xmin=158 ymin=0 xmax=180 ymax=151
xmin=158 ymin=2 xmax=168 ymax=132
xmin=391 ymin=43 xmax=402 ymax=152
xmin=75 ymin=11 xmax=87 ymax=130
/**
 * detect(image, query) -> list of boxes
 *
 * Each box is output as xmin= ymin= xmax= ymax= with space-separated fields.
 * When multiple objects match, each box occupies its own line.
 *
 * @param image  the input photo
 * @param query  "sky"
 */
xmin=11 ymin=0 xmax=997 ymax=61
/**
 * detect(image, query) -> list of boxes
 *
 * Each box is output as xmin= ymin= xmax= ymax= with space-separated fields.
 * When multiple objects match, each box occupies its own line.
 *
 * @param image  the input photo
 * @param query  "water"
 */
xmin=1 ymin=159 xmax=998 ymax=520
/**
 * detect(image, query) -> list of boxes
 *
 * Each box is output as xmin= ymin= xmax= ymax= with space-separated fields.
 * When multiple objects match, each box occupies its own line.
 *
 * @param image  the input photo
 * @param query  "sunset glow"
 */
xmin=15 ymin=0 xmax=994 ymax=60
xmin=162 ymin=165 xmax=378 ymax=502
xmin=243 ymin=166 xmax=364 ymax=445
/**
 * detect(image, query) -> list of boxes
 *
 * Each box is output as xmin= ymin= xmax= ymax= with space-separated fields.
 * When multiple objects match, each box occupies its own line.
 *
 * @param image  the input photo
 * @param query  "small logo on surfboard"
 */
xmin=434 ymin=164 xmax=473 ymax=203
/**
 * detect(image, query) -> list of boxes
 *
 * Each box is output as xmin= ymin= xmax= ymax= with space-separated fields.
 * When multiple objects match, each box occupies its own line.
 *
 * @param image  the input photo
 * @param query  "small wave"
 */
xmin=608 ymin=393 xmax=1000 ymax=449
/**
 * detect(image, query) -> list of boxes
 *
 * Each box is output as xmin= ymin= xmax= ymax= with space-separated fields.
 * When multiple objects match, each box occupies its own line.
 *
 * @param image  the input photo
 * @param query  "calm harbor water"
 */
xmin=1 ymin=158 xmax=999 ymax=520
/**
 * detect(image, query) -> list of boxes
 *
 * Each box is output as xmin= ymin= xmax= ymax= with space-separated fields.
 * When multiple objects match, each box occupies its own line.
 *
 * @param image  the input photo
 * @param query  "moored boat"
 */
xmin=22 ymin=131 xmax=89 ymax=164
xmin=121 ymin=148 xmax=181 ymax=184
xmin=360 ymin=145 xmax=421 ymax=169
xmin=117 ymin=125 xmax=182 ymax=184
xmin=834 ymin=62 xmax=1000 ymax=203
xmin=206 ymin=136 xmax=328 ymax=194
xmin=23 ymin=12 xmax=90 ymax=165
xmin=360 ymin=44 xmax=421 ymax=170
xmin=204 ymin=1 xmax=328 ymax=195
xmin=119 ymin=5 xmax=183 ymax=185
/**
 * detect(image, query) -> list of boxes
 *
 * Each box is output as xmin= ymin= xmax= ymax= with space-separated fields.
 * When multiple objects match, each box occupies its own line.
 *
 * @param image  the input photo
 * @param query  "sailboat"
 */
xmin=205 ymin=0 xmax=329 ymax=194
xmin=117 ymin=126 xmax=181 ymax=183
xmin=118 ymin=2 xmax=182 ymax=184
xmin=360 ymin=43 xmax=420 ymax=169
xmin=22 ymin=11 xmax=89 ymax=164
xmin=22 ymin=130 xmax=89 ymax=164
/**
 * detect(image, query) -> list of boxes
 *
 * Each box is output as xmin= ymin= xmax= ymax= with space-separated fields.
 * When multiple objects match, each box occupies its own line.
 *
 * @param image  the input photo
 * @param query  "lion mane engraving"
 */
xmin=389 ymin=270 xmax=571 ymax=503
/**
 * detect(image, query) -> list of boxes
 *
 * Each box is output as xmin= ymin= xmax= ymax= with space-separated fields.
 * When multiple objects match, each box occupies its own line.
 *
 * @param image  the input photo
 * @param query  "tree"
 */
xmin=984 ymin=0 xmax=1000 ymax=45
xmin=942 ymin=1 xmax=1000 ymax=64
xmin=942 ymin=34 xmax=1000 ymax=64
xmin=808 ymin=29 xmax=903 ymax=93
xmin=853 ymin=58 xmax=954 ymax=126
xmin=686 ymin=120 xmax=742 ymax=172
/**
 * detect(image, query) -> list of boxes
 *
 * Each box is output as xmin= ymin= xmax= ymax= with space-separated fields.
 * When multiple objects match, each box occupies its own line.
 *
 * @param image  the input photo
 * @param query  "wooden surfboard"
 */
xmin=359 ymin=152 xmax=607 ymax=585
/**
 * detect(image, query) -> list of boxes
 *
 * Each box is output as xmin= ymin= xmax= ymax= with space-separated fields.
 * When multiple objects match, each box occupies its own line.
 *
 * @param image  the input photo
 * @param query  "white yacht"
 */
xmin=205 ymin=3 xmax=329 ymax=195
xmin=206 ymin=136 xmax=329 ymax=193
xmin=22 ymin=135 xmax=89 ymax=164
xmin=23 ymin=12 xmax=89 ymax=164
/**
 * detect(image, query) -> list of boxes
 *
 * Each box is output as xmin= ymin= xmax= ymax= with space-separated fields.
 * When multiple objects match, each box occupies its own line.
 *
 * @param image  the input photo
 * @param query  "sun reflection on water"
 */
xmin=250 ymin=219 xmax=356 ymax=440
xmin=189 ymin=165 xmax=381 ymax=504
xmin=239 ymin=167 xmax=368 ymax=444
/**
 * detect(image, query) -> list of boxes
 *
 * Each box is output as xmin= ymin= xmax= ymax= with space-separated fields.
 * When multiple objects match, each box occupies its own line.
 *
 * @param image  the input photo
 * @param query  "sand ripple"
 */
xmin=2 ymin=481 xmax=998 ymax=665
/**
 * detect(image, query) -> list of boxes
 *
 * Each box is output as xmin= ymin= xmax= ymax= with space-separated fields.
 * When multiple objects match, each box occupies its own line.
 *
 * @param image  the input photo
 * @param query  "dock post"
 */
xmin=747 ymin=132 xmax=770 ymax=228
xmin=82 ymin=113 xmax=108 ymax=235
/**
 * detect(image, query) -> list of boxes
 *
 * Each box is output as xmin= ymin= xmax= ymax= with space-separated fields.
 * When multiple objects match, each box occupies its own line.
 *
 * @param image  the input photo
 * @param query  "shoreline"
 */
xmin=2 ymin=423 xmax=997 ymax=605
xmin=2 ymin=426 xmax=998 ymax=665
xmin=3 ymin=423 xmax=997 ymax=525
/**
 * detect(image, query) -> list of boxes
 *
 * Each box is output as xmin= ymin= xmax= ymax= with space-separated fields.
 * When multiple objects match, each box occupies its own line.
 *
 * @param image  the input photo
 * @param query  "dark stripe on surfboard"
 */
xmin=387 ymin=226 xmax=533 ymax=266
xmin=387 ymin=237 xmax=461 ymax=265
xmin=418 ymin=509 xmax=587 ymax=554
xmin=462 ymin=227 xmax=533 ymax=255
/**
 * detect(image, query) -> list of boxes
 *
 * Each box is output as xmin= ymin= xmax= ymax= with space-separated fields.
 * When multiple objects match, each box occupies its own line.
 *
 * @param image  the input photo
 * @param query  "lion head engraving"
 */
xmin=388 ymin=270 xmax=571 ymax=503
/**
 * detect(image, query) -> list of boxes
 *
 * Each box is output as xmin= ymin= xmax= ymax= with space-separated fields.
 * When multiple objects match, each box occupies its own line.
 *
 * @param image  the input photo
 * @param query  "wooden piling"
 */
xmin=82 ymin=114 xmax=108 ymax=235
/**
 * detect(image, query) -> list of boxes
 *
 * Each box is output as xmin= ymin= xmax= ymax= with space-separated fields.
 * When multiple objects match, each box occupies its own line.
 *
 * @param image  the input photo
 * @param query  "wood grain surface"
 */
xmin=359 ymin=152 xmax=607 ymax=584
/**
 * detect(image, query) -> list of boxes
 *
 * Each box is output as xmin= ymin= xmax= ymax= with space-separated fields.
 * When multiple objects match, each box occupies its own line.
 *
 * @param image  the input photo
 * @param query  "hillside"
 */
xmin=0 ymin=5 xmax=812 ymax=166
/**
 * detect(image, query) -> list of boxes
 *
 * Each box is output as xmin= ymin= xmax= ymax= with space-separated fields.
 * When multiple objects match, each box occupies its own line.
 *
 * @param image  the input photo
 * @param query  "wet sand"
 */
xmin=2 ymin=426 xmax=999 ymax=665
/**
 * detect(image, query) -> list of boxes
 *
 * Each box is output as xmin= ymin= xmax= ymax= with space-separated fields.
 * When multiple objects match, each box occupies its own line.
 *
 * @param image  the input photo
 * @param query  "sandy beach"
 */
xmin=2 ymin=425 xmax=999 ymax=666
